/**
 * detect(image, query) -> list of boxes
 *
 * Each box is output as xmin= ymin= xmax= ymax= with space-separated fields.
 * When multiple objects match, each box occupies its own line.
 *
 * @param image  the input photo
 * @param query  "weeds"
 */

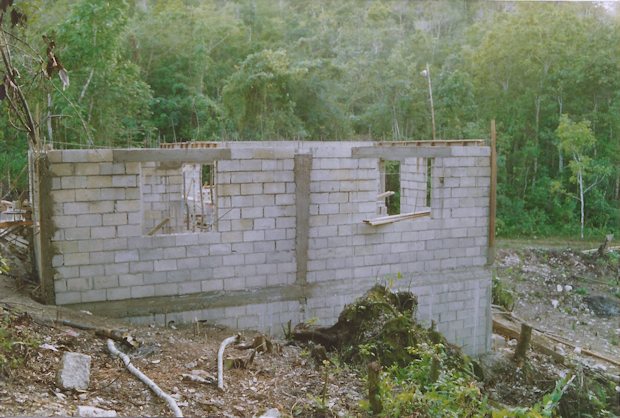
xmin=492 ymin=275 xmax=516 ymax=311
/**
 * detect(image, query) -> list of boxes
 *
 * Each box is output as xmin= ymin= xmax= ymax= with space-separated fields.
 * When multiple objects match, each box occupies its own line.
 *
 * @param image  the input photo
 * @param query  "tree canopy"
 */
xmin=0 ymin=0 xmax=618 ymax=238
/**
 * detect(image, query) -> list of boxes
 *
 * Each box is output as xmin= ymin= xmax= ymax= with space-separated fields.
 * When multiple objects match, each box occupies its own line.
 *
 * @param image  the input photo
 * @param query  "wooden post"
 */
xmin=368 ymin=361 xmax=383 ymax=415
xmin=488 ymin=119 xmax=497 ymax=265
xmin=513 ymin=323 xmax=532 ymax=367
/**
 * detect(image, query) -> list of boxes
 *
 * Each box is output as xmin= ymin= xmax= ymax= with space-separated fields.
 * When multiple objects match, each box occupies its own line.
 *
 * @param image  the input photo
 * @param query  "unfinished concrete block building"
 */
xmin=30 ymin=140 xmax=493 ymax=354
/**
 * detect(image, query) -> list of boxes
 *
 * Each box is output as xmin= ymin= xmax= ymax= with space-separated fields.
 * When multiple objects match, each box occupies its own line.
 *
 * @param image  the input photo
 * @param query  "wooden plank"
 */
xmin=492 ymin=316 xmax=565 ymax=363
xmin=363 ymin=210 xmax=430 ymax=226
xmin=488 ymin=119 xmax=497 ymax=265
xmin=113 ymin=148 xmax=231 ymax=163
xmin=352 ymin=146 xmax=451 ymax=160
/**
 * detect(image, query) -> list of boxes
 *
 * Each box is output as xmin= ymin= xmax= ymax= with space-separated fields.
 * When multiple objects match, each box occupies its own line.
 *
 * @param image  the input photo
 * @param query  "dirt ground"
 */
xmin=0 ymin=242 xmax=619 ymax=417
xmin=495 ymin=246 xmax=620 ymax=373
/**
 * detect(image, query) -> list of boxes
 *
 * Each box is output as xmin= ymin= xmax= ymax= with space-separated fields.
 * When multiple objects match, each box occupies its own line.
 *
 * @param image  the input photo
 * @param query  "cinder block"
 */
xmin=81 ymin=289 xmax=106 ymax=303
xmin=130 ymin=261 xmax=154 ymax=274
xmin=106 ymin=287 xmax=130 ymax=301
xmin=154 ymin=259 xmax=177 ymax=272
xmin=86 ymin=176 xmax=113 ymax=188
xmin=223 ymin=276 xmax=245 ymax=291
xmin=155 ymin=283 xmax=178 ymax=296
xmin=90 ymin=226 xmax=116 ymax=239
xmin=64 ymin=252 xmax=90 ymax=266
xmin=55 ymin=291 xmax=81 ymax=305
xmin=112 ymin=175 xmax=137 ymax=188
xmin=66 ymin=277 xmax=92 ymax=291
xmin=79 ymin=264 xmax=104 ymax=277
xmin=93 ymin=276 xmax=119 ymax=289
xmin=131 ymin=285 xmax=155 ymax=298
xmin=76 ymin=214 xmax=101 ymax=227
xmin=104 ymin=262 xmax=129 ymax=275
xmin=63 ymin=202 xmax=89 ymax=215
xmin=100 ymin=188 xmax=126 ymax=200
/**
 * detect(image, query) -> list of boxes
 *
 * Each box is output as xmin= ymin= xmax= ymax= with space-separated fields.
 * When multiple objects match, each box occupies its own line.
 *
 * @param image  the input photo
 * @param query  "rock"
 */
xmin=76 ymin=406 xmax=117 ymax=417
xmin=57 ymin=352 xmax=91 ymax=391
xmin=583 ymin=296 xmax=620 ymax=317
xmin=564 ymin=285 xmax=573 ymax=292
xmin=556 ymin=284 xmax=563 ymax=292
xmin=551 ymin=299 xmax=559 ymax=308
xmin=259 ymin=408 xmax=281 ymax=418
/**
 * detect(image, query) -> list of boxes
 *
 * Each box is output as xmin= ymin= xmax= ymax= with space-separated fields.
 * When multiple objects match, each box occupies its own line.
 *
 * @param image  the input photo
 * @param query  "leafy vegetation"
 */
xmin=0 ymin=0 xmax=618 ymax=239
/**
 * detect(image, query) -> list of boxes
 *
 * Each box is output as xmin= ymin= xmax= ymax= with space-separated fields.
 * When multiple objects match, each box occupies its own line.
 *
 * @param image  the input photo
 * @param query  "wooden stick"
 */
xmin=217 ymin=334 xmax=240 ymax=391
xmin=147 ymin=218 xmax=170 ymax=236
xmin=107 ymin=339 xmax=183 ymax=417
xmin=488 ymin=119 xmax=497 ymax=264
xmin=376 ymin=191 xmax=395 ymax=200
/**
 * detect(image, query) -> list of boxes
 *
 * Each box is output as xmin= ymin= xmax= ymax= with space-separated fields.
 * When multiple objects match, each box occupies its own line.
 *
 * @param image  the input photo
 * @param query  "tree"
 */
xmin=555 ymin=115 xmax=611 ymax=238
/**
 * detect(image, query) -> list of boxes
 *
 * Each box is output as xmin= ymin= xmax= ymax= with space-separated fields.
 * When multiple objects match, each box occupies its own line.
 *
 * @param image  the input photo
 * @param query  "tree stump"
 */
xmin=368 ymin=361 xmax=383 ymax=415
xmin=513 ymin=323 xmax=532 ymax=367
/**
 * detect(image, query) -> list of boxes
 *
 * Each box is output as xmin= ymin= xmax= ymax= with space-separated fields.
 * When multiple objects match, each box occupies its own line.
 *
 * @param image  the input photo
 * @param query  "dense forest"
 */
xmin=0 ymin=0 xmax=618 ymax=238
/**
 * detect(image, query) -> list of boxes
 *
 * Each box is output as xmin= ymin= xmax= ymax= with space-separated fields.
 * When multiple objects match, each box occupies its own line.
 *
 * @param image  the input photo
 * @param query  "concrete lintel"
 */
xmin=64 ymin=284 xmax=310 ymax=318
xmin=351 ymin=146 xmax=452 ymax=160
xmin=113 ymin=148 xmax=231 ymax=163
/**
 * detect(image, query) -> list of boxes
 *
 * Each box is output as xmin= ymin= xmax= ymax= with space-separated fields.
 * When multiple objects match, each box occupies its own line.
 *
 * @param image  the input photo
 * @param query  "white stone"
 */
xmin=57 ymin=352 xmax=91 ymax=390
xmin=259 ymin=408 xmax=281 ymax=418
xmin=76 ymin=405 xmax=117 ymax=417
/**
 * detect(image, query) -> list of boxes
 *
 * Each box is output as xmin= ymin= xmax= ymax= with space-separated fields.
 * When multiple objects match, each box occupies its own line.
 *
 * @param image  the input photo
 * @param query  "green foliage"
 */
xmin=492 ymin=274 xmax=515 ymax=311
xmin=0 ymin=0 xmax=618 ymax=238
xmin=0 ymin=313 xmax=40 ymax=378
xmin=365 ymin=341 xmax=573 ymax=417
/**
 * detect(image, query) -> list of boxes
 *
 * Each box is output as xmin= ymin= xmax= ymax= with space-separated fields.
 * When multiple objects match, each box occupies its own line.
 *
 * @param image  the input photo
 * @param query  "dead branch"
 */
xmin=106 ymin=339 xmax=183 ymax=417
xmin=217 ymin=334 xmax=240 ymax=391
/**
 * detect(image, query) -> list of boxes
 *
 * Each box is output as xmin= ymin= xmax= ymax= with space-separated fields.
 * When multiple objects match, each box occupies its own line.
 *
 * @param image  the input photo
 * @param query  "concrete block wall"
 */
xmin=33 ymin=141 xmax=492 ymax=355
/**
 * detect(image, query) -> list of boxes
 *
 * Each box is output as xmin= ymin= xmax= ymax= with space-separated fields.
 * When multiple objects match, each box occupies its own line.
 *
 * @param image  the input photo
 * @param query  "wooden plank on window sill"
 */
xmin=363 ymin=210 xmax=430 ymax=226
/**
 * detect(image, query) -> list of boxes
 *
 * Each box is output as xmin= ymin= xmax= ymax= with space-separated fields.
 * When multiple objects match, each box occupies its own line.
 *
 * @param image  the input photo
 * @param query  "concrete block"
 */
xmin=201 ymin=279 xmax=223 ymax=292
xmin=64 ymin=252 xmax=90 ymax=266
xmin=130 ymin=261 xmax=154 ymax=274
xmin=79 ymin=264 xmax=105 ymax=277
xmin=81 ymin=289 xmax=106 ymax=302
xmin=112 ymin=175 xmax=137 ymax=188
xmin=93 ymin=276 xmax=120 ymax=289
xmin=224 ymin=277 xmax=245 ymax=291
xmin=63 ymin=202 xmax=89 ymax=215
xmin=104 ymin=263 xmax=129 ymax=275
xmin=91 ymin=226 xmax=116 ymax=239
xmin=100 ymin=188 xmax=126 ymax=200
xmin=131 ymin=285 xmax=155 ymax=298
xmin=155 ymin=283 xmax=178 ymax=296
xmin=154 ymin=259 xmax=177 ymax=272
xmin=55 ymin=291 xmax=81 ymax=304
xmin=241 ymin=207 xmax=263 ymax=219
xmin=102 ymin=213 xmax=127 ymax=226
xmin=57 ymin=352 xmax=91 ymax=390
xmin=114 ymin=250 xmax=139 ymax=263
xmin=76 ymin=214 xmax=102 ymax=227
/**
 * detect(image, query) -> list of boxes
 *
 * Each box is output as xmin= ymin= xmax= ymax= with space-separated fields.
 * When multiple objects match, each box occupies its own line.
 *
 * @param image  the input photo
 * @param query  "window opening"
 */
xmin=141 ymin=161 xmax=217 ymax=235
xmin=425 ymin=158 xmax=433 ymax=208
xmin=380 ymin=159 xmax=401 ymax=215
xmin=183 ymin=162 xmax=217 ymax=232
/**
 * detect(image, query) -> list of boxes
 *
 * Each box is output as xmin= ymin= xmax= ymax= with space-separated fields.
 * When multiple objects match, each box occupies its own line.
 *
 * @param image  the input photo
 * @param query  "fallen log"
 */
xmin=107 ymin=339 xmax=183 ymax=417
